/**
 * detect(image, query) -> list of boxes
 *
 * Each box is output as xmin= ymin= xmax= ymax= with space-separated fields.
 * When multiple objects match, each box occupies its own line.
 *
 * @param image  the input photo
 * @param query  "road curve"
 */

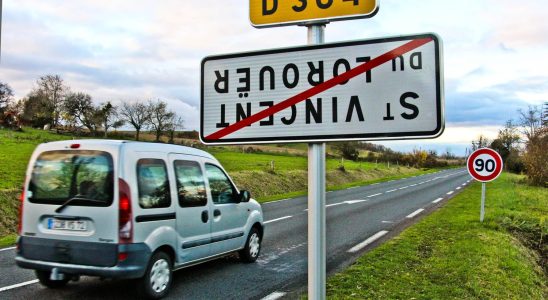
xmin=0 ymin=168 xmax=471 ymax=299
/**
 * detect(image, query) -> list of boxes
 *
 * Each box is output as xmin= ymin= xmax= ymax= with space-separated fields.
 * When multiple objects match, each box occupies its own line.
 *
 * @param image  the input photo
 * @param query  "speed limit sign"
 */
xmin=467 ymin=148 xmax=503 ymax=222
xmin=467 ymin=148 xmax=503 ymax=182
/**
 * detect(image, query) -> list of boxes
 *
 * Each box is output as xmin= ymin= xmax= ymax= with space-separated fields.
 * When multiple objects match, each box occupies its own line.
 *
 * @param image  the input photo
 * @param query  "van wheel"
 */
xmin=35 ymin=270 xmax=69 ymax=289
xmin=239 ymin=227 xmax=261 ymax=263
xmin=141 ymin=252 xmax=173 ymax=299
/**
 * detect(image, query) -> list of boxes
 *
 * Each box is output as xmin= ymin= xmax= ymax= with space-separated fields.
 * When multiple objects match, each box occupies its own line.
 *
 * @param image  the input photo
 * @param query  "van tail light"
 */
xmin=118 ymin=178 xmax=133 ymax=244
xmin=18 ymin=181 xmax=26 ymax=235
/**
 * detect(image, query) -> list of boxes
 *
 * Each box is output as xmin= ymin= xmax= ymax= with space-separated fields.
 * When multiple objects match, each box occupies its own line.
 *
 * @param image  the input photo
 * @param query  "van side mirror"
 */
xmin=240 ymin=190 xmax=251 ymax=202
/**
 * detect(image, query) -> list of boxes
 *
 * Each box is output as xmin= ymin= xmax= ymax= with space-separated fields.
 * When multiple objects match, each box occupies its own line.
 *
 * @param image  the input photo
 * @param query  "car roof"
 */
xmin=39 ymin=139 xmax=217 ymax=161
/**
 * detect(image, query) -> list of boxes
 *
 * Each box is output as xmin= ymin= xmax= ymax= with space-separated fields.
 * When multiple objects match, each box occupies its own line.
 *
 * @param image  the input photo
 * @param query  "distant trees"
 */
xmin=166 ymin=114 xmax=184 ymax=144
xmin=3 ymin=75 xmax=186 ymax=142
xmin=64 ymin=92 xmax=100 ymax=133
xmin=489 ymin=120 xmax=522 ymax=172
xmin=519 ymin=105 xmax=546 ymax=186
xmin=332 ymin=142 xmax=360 ymax=160
xmin=98 ymin=102 xmax=123 ymax=138
xmin=471 ymin=134 xmax=490 ymax=151
xmin=0 ymin=82 xmax=14 ymax=112
xmin=148 ymin=100 xmax=174 ymax=142
xmin=470 ymin=104 xmax=547 ymax=186
xmin=34 ymin=75 xmax=68 ymax=128
xmin=119 ymin=101 xmax=150 ymax=141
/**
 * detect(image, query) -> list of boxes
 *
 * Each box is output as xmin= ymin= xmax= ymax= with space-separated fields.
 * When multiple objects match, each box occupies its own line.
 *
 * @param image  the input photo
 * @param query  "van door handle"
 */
xmin=213 ymin=209 xmax=221 ymax=217
xmin=201 ymin=210 xmax=208 ymax=223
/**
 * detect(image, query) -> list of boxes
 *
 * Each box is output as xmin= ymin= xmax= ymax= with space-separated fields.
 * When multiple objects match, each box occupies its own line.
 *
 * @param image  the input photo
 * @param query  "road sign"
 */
xmin=249 ymin=0 xmax=379 ymax=28
xmin=467 ymin=148 xmax=503 ymax=182
xmin=467 ymin=148 xmax=503 ymax=222
xmin=200 ymin=33 xmax=444 ymax=145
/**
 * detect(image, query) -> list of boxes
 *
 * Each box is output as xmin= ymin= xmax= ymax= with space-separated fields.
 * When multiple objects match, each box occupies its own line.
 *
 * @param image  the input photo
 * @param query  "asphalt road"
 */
xmin=0 ymin=168 xmax=471 ymax=299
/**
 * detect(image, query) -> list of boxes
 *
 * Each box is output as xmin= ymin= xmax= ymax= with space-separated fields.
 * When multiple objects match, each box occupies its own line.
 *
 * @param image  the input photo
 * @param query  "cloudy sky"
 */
xmin=1 ymin=0 xmax=547 ymax=155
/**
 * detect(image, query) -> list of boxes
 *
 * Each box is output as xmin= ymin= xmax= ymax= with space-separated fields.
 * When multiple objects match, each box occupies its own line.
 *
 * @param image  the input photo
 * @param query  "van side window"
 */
xmin=205 ymin=164 xmax=237 ymax=204
xmin=137 ymin=159 xmax=171 ymax=209
xmin=174 ymin=160 xmax=207 ymax=207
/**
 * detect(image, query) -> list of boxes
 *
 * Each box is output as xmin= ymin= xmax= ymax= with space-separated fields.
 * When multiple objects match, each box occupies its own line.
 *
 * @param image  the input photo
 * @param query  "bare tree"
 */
xmin=471 ymin=134 xmax=490 ymax=151
xmin=64 ymin=92 xmax=100 ymax=134
xmin=542 ymin=102 xmax=548 ymax=127
xmin=166 ymin=114 xmax=184 ymax=144
xmin=518 ymin=105 xmax=542 ymax=140
xmin=97 ymin=102 xmax=119 ymax=138
xmin=119 ymin=101 xmax=151 ymax=141
xmin=35 ymin=75 xmax=68 ymax=128
xmin=148 ymin=100 xmax=174 ymax=142
xmin=498 ymin=120 xmax=521 ymax=150
xmin=0 ymin=82 xmax=14 ymax=112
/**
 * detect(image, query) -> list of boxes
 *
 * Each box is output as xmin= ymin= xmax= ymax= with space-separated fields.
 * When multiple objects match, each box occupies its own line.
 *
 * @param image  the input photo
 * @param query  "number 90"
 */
xmin=474 ymin=158 xmax=495 ymax=172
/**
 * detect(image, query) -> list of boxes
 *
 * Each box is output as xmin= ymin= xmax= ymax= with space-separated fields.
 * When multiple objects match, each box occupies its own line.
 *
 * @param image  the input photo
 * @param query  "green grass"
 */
xmin=0 ymin=234 xmax=17 ymax=248
xmin=0 ymin=128 xmax=71 ymax=190
xmin=326 ymin=173 xmax=547 ymax=299
xmin=255 ymin=167 xmax=440 ymax=203
xmin=210 ymin=149 xmax=390 ymax=173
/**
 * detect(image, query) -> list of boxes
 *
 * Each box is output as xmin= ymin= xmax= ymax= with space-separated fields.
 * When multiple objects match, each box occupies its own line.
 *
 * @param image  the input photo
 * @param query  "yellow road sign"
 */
xmin=250 ymin=0 xmax=378 ymax=28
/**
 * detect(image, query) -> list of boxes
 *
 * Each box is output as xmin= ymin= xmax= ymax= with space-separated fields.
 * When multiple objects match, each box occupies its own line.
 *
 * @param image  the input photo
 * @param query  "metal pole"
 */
xmin=480 ymin=182 xmax=486 ymax=222
xmin=307 ymin=24 xmax=326 ymax=300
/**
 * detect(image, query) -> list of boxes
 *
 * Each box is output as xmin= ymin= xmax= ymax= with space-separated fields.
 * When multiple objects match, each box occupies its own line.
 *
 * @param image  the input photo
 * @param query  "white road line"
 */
xmin=0 ymin=280 xmax=39 ymax=292
xmin=344 ymin=200 xmax=367 ymax=204
xmin=381 ymin=220 xmax=394 ymax=224
xmin=261 ymin=291 xmax=287 ymax=300
xmin=263 ymin=198 xmax=290 ymax=205
xmin=386 ymin=189 xmax=397 ymax=193
xmin=0 ymin=246 xmax=15 ymax=252
xmin=456 ymin=187 xmax=461 ymax=190
xmin=326 ymin=202 xmax=344 ymax=208
xmin=264 ymin=216 xmax=292 ymax=224
xmin=432 ymin=197 xmax=443 ymax=203
xmin=399 ymin=186 xmax=408 ymax=190
xmin=462 ymin=183 xmax=467 ymax=186
xmin=406 ymin=208 xmax=425 ymax=218
xmin=409 ymin=184 xmax=417 ymax=187
xmin=367 ymin=193 xmax=382 ymax=198
xmin=348 ymin=230 xmax=389 ymax=253
xmin=447 ymin=191 xmax=454 ymax=195
xmin=371 ymin=183 xmax=380 ymax=185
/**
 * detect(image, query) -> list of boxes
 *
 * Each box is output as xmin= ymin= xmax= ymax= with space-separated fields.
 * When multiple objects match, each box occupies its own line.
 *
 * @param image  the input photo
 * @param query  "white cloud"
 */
xmin=1 ymin=0 xmax=546 ymax=153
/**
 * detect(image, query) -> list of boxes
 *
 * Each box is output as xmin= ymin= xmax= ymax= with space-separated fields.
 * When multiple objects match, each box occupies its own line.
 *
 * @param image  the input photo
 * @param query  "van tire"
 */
xmin=239 ymin=227 xmax=261 ymax=263
xmin=140 ymin=251 xmax=173 ymax=299
xmin=35 ymin=270 xmax=69 ymax=289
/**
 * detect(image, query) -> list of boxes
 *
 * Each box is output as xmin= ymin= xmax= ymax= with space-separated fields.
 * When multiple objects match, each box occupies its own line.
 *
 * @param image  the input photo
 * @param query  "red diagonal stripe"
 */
xmin=205 ymin=37 xmax=433 ymax=141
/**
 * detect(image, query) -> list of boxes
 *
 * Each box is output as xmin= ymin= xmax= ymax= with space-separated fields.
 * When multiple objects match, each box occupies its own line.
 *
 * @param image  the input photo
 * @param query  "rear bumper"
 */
xmin=15 ymin=239 xmax=151 ymax=279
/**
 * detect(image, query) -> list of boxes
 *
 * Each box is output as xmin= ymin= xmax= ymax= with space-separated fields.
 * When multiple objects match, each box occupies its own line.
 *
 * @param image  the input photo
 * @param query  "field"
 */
xmin=325 ymin=173 xmax=547 ymax=299
xmin=0 ymin=127 xmax=434 ymax=245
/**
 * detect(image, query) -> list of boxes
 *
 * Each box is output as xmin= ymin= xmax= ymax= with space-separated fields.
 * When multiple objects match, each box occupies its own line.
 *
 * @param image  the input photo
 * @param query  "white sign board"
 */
xmin=200 ymin=33 xmax=444 ymax=145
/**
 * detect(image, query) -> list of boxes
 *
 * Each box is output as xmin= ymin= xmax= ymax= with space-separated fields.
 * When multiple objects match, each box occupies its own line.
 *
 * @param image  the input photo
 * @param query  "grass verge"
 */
xmin=326 ymin=173 xmax=547 ymax=299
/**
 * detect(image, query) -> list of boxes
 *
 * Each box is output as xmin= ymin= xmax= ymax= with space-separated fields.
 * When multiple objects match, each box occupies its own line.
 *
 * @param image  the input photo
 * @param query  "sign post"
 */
xmin=199 ymin=4 xmax=445 ymax=299
xmin=467 ymin=148 xmax=503 ymax=222
xmin=307 ymin=24 xmax=326 ymax=300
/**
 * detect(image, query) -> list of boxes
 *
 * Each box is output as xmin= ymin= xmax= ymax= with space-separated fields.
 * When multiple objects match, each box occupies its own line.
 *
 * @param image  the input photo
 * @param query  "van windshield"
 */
xmin=28 ymin=150 xmax=114 ymax=206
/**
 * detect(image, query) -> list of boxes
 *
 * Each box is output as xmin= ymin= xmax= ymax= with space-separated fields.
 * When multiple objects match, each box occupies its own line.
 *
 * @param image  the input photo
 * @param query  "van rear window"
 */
xmin=28 ymin=150 xmax=114 ymax=206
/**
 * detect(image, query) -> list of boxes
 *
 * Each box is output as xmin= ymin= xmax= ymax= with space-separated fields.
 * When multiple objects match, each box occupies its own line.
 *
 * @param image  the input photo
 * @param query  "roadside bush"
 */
xmin=523 ymin=128 xmax=547 ymax=187
xmin=332 ymin=142 xmax=360 ymax=160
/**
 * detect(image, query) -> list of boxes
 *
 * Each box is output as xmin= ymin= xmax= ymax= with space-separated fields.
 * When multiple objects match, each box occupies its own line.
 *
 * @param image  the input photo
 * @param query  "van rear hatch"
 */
xmin=20 ymin=143 xmax=121 ymax=267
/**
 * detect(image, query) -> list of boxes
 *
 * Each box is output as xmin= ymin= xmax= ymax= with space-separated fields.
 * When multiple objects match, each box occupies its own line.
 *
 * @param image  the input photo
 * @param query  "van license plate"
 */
xmin=47 ymin=219 xmax=87 ymax=231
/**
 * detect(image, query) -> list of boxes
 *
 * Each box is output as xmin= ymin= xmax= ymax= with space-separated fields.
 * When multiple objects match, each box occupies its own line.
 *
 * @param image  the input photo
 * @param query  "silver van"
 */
xmin=15 ymin=140 xmax=264 ymax=298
